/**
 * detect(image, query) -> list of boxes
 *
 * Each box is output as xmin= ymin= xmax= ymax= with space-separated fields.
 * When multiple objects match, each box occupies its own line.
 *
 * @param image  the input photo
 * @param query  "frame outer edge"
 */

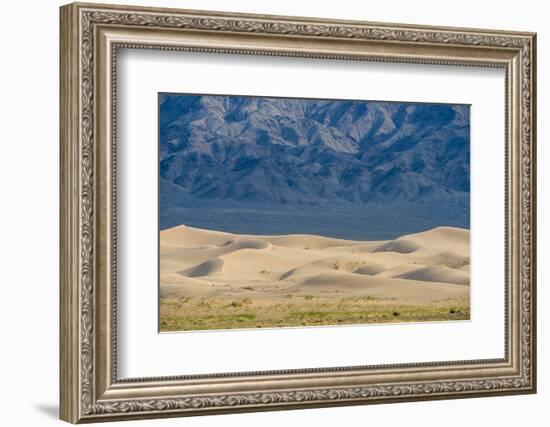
xmin=60 ymin=2 xmax=537 ymax=422
xmin=529 ymin=33 xmax=537 ymax=393
xmin=60 ymin=3 xmax=81 ymax=424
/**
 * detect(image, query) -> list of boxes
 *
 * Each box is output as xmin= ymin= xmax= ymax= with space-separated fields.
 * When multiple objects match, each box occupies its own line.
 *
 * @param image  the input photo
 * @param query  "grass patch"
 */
xmin=225 ymin=298 xmax=252 ymax=308
xmin=160 ymin=296 xmax=470 ymax=332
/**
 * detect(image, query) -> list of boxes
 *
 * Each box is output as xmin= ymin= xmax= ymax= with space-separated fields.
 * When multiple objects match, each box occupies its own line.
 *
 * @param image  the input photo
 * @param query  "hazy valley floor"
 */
xmin=160 ymin=225 xmax=470 ymax=331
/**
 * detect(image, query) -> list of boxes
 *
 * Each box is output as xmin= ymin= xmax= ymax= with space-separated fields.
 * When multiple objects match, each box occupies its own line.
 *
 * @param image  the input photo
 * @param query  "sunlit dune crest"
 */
xmin=160 ymin=224 xmax=470 ymax=303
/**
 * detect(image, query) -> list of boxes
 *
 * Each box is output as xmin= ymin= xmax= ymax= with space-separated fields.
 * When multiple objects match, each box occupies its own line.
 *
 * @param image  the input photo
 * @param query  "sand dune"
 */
xmin=160 ymin=225 xmax=470 ymax=304
xmin=296 ymin=271 xmax=468 ymax=301
xmin=181 ymin=257 xmax=224 ymax=277
xmin=260 ymin=234 xmax=365 ymax=249
xmin=375 ymin=239 xmax=421 ymax=254
xmin=397 ymin=265 xmax=470 ymax=286
xmin=353 ymin=263 xmax=388 ymax=276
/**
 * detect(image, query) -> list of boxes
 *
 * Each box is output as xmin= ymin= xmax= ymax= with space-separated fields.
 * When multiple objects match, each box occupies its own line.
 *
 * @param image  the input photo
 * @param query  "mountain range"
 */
xmin=159 ymin=93 xmax=470 ymax=236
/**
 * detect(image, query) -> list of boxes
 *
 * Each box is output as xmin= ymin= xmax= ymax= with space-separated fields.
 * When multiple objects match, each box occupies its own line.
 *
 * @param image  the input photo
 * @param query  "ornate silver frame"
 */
xmin=60 ymin=2 xmax=537 ymax=423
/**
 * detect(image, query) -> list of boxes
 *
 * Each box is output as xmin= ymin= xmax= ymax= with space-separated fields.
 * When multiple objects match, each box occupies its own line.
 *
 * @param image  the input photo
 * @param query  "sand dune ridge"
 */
xmin=160 ymin=224 xmax=470 ymax=303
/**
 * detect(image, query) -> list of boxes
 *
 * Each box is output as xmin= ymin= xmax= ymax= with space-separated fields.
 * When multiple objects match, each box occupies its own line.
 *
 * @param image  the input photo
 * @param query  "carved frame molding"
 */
xmin=60 ymin=2 xmax=536 ymax=423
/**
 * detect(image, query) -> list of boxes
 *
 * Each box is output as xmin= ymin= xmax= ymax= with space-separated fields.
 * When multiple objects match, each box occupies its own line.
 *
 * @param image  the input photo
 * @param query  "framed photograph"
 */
xmin=60 ymin=2 xmax=537 ymax=423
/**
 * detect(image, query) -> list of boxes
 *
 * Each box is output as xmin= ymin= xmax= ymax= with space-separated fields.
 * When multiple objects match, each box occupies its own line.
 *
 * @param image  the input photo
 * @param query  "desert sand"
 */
xmin=159 ymin=225 xmax=470 ymax=331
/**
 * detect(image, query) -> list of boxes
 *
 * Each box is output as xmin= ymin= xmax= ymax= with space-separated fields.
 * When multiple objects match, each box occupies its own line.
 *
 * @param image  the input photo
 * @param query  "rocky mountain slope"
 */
xmin=159 ymin=93 xmax=470 ymax=235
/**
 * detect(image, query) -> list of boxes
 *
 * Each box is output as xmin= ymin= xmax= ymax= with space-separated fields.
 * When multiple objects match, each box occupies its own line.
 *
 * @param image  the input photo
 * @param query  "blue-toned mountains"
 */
xmin=159 ymin=94 xmax=470 ymax=237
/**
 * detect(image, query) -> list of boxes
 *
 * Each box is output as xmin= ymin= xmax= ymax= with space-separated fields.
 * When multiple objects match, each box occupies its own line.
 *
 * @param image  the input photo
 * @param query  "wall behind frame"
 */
xmin=0 ymin=0 xmax=545 ymax=426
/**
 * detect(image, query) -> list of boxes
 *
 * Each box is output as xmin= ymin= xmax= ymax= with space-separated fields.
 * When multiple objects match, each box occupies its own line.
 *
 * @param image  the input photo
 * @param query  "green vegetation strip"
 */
xmin=159 ymin=296 xmax=469 ymax=332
